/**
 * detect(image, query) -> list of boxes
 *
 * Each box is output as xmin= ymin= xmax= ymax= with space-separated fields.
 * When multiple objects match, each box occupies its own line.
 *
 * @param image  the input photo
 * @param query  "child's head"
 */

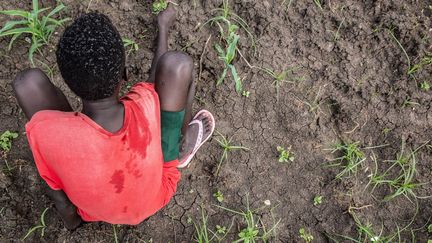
xmin=56 ymin=13 xmax=125 ymax=101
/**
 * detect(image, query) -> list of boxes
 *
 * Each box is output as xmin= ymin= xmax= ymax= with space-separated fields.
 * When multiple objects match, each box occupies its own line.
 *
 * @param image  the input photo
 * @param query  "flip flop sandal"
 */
xmin=177 ymin=110 xmax=215 ymax=168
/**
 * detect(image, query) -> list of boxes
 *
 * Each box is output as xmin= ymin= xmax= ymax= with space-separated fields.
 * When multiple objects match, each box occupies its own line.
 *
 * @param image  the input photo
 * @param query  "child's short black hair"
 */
xmin=56 ymin=13 xmax=125 ymax=101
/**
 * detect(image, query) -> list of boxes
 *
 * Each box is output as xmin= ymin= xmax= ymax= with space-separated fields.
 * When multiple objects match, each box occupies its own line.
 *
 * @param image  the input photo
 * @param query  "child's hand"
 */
xmin=157 ymin=5 xmax=176 ymax=30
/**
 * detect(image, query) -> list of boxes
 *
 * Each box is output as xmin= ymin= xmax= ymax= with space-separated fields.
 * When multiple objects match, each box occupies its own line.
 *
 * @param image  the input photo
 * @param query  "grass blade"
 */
xmin=32 ymin=0 xmax=39 ymax=13
xmin=0 ymin=10 xmax=29 ymax=18
xmin=217 ymin=68 xmax=228 ymax=86
xmin=0 ymin=20 xmax=28 ymax=33
xmin=229 ymin=64 xmax=242 ymax=92
xmin=0 ymin=27 xmax=34 ymax=37
xmin=8 ymin=32 xmax=23 ymax=50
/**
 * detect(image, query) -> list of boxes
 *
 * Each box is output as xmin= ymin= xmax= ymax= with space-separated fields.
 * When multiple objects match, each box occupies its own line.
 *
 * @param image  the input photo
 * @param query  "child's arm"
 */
xmin=46 ymin=188 xmax=82 ymax=230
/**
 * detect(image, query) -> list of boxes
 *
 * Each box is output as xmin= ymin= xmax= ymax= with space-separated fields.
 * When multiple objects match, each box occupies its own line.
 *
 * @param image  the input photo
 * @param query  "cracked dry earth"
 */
xmin=1 ymin=0 xmax=432 ymax=242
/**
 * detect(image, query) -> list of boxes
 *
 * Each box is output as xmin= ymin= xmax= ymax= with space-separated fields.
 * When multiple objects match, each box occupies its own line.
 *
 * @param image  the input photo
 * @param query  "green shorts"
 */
xmin=161 ymin=110 xmax=185 ymax=162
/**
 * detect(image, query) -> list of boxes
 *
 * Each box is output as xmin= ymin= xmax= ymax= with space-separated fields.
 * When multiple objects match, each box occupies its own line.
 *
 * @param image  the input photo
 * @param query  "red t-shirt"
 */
xmin=25 ymin=83 xmax=181 ymax=225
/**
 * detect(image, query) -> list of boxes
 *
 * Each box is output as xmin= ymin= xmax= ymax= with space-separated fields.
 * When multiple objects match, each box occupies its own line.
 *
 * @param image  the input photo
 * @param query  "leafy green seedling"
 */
xmin=215 ymin=131 xmax=249 ymax=176
xmin=213 ymin=190 xmax=224 ymax=203
xmin=299 ymin=228 xmax=314 ymax=242
xmin=242 ymin=90 xmax=250 ymax=97
xmin=123 ymin=38 xmax=139 ymax=55
xmin=238 ymin=227 xmax=259 ymax=242
xmin=22 ymin=207 xmax=49 ymax=240
xmin=152 ymin=0 xmax=168 ymax=14
xmin=202 ymin=0 xmax=256 ymax=93
xmin=327 ymin=142 xmax=365 ymax=179
xmin=277 ymin=146 xmax=295 ymax=163
xmin=216 ymin=195 xmax=281 ymax=243
xmin=428 ymin=224 xmax=432 ymax=233
xmin=0 ymin=131 xmax=18 ymax=153
xmin=260 ymin=67 xmax=304 ymax=101
xmin=216 ymin=225 xmax=227 ymax=235
xmin=382 ymin=127 xmax=391 ymax=135
xmin=420 ymin=81 xmax=431 ymax=91
xmin=0 ymin=0 xmax=70 ymax=65
xmin=215 ymin=24 xmax=242 ymax=93
xmin=313 ymin=195 xmax=322 ymax=206
xmin=202 ymin=0 xmax=255 ymax=50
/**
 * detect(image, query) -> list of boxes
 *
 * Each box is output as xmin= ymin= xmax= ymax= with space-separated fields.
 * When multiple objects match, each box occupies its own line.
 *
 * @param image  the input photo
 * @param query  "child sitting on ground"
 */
xmin=12 ymin=5 xmax=214 ymax=229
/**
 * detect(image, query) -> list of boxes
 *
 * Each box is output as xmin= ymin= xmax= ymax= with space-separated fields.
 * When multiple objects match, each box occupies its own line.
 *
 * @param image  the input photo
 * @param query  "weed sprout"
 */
xmin=0 ymin=0 xmax=70 ymax=65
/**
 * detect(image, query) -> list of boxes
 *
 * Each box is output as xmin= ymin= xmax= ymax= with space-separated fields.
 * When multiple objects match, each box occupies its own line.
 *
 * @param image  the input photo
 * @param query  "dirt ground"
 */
xmin=1 ymin=0 xmax=432 ymax=242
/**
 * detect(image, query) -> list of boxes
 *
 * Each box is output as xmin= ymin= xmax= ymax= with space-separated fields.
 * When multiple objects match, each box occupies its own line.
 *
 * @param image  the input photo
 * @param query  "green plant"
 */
xmin=387 ymin=28 xmax=432 ymax=76
xmin=333 ymin=205 xmax=418 ymax=242
xmin=215 ymin=131 xmax=249 ymax=176
xmin=22 ymin=207 xmax=49 ymax=240
xmin=402 ymin=98 xmax=419 ymax=108
xmin=216 ymin=225 xmax=227 ymax=235
xmin=0 ymin=0 xmax=70 ymax=65
xmin=313 ymin=0 xmax=323 ymax=10
xmin=260 ymin=67 xmax=304 ymax=101
xmin=123 ymin=38 xmax=139 ymax=55
xmin=213 ymin=190 xmax=224 ymax=203
xmin=113 ymin=225 xmax=119 ymax=243
xmin=387 ymin=28 xmax=413 ymax=76
xmin=193 ymin=206 xmax=230 ymax=243
xmin=382 ymin=127 xmax=391 ymax=135
xmin=203 ymin=0 xmax=255 ymax=93
xmin=428 ymin=224 xmax=432 ymax=233
xmin=152 ymin=0 xmax=168 ymax=14
xmin=336 ymin=209 xmax=401 ymax=243
xmin=333 ymin=19 xmax=345 ymax=41
xmin=327 ymin=142 xmax=366 ymax=179
xmin=277 ymin=146 xmax=295 ymax=163
xmin=408 ymin=55 xmax=432 ymax=75
xmin=299 ymin=228 xmax=314 ymax=242
xmin=302 ymin=86 xmax=324 ymax=116
xmin=313 ymin=195 xmax=322 ymax=206
xmin=242 ymin=90 xmax=250 ymax=97
xmin=214 ymin=25 xmax=242 ymax=92
xmin=420 ymin=81 xmax=431 ymax=91
xmin=216 ymin=195 xmax=281 ymax=243
xmin=203 ymin=0 xmax=255 ymax=50
xmin=368 ymin=141 xmax=429 ymax=202
xmin=0 ymin=131 xmax=18 ymax=153
xmin=282 ymin=0 xmax=294 ymax=9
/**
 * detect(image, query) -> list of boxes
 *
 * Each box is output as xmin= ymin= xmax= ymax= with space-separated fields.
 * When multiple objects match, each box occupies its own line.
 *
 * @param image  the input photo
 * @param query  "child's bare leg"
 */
xmin=13 ymin=68 xmax=72 ymax=119
xmin=12 ymin=69 xmax=82 ymax=230
xmin=150 ymin=6 xmax=212 ymax=162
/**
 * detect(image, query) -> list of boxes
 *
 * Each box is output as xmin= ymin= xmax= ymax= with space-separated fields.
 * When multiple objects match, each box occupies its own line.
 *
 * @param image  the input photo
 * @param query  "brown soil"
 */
xmin=1 ymin=0 xmax=432 ymax=242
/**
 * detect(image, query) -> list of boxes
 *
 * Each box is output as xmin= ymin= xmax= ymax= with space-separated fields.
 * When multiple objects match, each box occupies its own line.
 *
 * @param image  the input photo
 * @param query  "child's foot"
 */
xmin=56 ymin=203 xmax=82 ymax=230
xmin=157 ymin=5 xmax=176 ymax=31
xmin=178 ymin=110 xmax=215 ymax=168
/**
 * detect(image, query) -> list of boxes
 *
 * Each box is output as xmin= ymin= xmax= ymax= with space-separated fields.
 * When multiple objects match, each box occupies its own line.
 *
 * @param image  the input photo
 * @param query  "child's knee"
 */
xmin=157 ymin=51 xmax=193 ymax=85
xmin=13 ymin=68 xmax=48 ymax=90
